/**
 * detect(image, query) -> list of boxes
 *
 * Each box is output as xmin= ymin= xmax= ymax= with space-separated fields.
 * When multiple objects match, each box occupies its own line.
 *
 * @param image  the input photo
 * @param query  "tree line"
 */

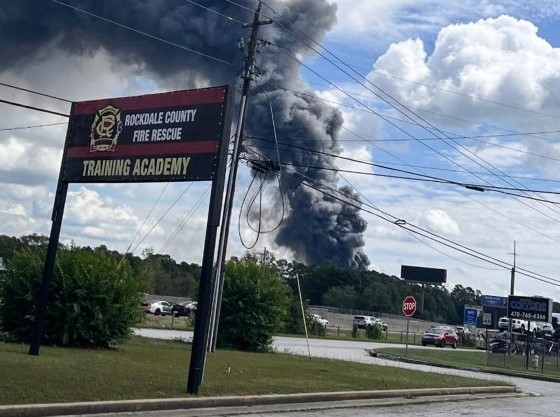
xmin=0 ymin=234 xmax=493 ymax=325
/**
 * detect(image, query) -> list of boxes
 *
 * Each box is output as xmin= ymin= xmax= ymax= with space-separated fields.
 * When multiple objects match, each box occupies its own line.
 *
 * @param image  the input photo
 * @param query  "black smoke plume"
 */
xmin=1 ymin=0 xmax=369 ymax=269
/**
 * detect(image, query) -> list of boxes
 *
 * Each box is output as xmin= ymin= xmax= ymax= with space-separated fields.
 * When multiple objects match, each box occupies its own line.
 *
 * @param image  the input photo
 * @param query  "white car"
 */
xmin=146 ymin=300 xmax=172 ymax=316
xmin=353 ymin=315 xmax=388 ymax=331
xmin=353 ymin=315 xmax=375 ymax=329
xmin=498 ymin=317 xmax=537 ymax=333
xmin=311 ymin=314 xmax=329 ymax=327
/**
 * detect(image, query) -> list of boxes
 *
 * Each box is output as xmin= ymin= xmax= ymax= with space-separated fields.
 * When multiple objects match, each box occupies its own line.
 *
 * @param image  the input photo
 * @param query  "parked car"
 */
xmin=146 ymin=300 xmax=172 ymax=316
xmin=455 ymin=326 xmax=472 ymax=336
xmin=535 ymin=321 xmax=554 ymax=338
xmin=422 ymin=327 xmax=458 ymax=348
xmin=310 ymin=313 xmax=329 ymax=327
xmin=352 ymin=315 xmax=387 ymax=331
xmin=498 ymin=317 xmax=537 ymax=333
xmin=171 ymin=301 xmax=197 ymax=318
xmin=487 ymin=338 xmax=508 ymax=353
xmin=353 ymin=315 xmax=375 ymax=329
xmin=373 ymin=317 xmax=388 ymax=331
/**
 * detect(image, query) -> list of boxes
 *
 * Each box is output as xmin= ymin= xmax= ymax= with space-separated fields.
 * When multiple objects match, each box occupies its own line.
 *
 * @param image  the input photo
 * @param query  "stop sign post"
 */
xmin=402 ymin=296 xmax=416 ymax=357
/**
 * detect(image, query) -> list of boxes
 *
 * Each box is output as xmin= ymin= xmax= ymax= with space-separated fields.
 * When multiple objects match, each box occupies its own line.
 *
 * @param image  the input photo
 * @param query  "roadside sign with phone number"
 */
xmin=507 ymin=295 xmax=552 ymax=322
xmin=509 ymin=311 xmax=548 ymax=321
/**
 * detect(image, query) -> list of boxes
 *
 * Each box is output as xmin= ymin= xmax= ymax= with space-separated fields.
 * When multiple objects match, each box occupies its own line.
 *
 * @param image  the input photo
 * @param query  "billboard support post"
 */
xmin=29 ymin=105 xmax=74 ymax=356
xmin=186 ymin=150 xmax=227 ymax=394
xmin=421 ymin=284 xmax=425 ymax=313
xmin=28 ymin=181 xmax=68 ymax=356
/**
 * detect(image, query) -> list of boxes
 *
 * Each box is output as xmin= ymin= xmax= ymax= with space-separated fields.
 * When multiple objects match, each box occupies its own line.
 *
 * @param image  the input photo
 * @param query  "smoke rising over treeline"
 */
xmin=2 ymin=0 xmax=370 ymax=269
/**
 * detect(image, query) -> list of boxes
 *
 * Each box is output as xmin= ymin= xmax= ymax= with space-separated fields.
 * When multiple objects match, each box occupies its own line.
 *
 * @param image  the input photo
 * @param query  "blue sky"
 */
xmin=2 ymin=0 xmax=560 ymax=301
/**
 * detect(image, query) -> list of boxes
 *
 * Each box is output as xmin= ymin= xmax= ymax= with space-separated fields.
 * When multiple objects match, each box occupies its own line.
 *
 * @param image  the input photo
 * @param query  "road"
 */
xmin=132 ymin=329 xmax=560 ymax=416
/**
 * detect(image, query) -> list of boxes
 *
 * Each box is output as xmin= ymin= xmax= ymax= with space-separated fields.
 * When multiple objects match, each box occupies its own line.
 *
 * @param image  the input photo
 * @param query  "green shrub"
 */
xmin=460 ymin=333 xmax=477 ymax=347
xmin=217 ymin=258 xmax=290 ymax=352
xmin=0 ymin=246 xmax=142 ymax=347
xmin=366 ymin=323 xmax=384 ymax=340
xmin=282 ymin=293 xmax=308 ymax=335
xmin=307 ymin=319 xmax=326 ymax=337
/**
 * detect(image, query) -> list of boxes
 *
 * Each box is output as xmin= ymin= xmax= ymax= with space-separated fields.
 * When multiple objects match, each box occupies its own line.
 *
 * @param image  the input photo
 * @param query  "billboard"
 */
xmin=507 ymin=295 xmax=553 ymax=322
xmin=400 ymin=265 xmax=447 ymax=284
xmin=480 ymin=295 xmax=507 ymax=308
xmin=61 ymin=86 xmax=229 ymax=183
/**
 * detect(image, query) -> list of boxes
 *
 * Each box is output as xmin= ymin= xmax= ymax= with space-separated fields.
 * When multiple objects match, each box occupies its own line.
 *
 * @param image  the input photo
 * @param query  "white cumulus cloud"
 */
xmin=416 ymin=208 xmax=461 ymax=236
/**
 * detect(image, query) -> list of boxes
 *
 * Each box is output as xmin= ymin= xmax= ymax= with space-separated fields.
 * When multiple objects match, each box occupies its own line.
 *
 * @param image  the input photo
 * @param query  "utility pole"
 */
xmin=208 ymin=2 xmax=272 ymax=352
xmin=510 ymin=240 xmax=516 ymax=295
xmin=508 ymin=240 xmax=516 ymax=353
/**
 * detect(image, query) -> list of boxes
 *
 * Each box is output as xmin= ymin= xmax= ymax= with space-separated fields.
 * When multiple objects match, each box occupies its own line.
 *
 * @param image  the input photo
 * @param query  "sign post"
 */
xmin=402 ymin=296 xmax=417 ymax=357
xmin=482 ymin=313 xmax=491 ymax=353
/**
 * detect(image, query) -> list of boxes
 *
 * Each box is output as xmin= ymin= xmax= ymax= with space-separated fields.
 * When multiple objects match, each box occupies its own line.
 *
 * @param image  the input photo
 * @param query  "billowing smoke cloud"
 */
xmin=1 ymin=0 xmax=369 ymax=269
xmin=244 ymin=2 xmax=370 ymax=269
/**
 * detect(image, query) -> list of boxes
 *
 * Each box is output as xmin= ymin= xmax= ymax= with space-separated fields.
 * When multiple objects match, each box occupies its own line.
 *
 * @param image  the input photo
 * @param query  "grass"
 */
xmin=0 ymin=337 xmax=504 ymax=405
xmin=375 ymin=347 xmax=560 ymax=379
xmin=376 ymin=347 xmax=489 ymax=368
xmin=140 ymin=313 xmax=194 ymax=330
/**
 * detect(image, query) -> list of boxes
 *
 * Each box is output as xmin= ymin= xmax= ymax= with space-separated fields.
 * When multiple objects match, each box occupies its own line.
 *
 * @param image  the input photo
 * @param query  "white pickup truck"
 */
xmin=498 ymin=316 xmax=537 ymax=333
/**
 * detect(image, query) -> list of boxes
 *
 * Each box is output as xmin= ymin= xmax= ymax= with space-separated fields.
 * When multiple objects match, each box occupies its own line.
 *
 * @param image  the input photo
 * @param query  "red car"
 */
xmin=421 ymin=327 xmax=458 ymax=349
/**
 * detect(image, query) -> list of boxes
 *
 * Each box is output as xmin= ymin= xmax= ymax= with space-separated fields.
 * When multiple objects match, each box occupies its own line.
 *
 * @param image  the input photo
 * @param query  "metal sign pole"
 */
xmin=405 ymin=317 xmax=410 ymax=358
xmin=29 ymin=181 xmax=68 ymax=355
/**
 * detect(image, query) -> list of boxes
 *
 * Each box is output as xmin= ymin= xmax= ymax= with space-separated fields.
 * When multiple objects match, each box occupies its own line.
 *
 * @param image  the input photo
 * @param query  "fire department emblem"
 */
xmin=90 ymin=105 xmax=123 ymax=152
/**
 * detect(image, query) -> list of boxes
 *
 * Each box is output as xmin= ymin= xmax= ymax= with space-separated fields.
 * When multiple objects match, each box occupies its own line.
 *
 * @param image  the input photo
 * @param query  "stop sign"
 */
xmin=402 ymin=296 xmax=417 ymax=317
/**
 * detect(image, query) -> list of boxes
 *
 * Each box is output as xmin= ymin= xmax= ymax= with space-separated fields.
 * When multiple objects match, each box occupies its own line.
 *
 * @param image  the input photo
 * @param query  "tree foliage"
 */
xmin=0 ymin=245 xmax=142 ymax=347
xmin=0 ymin=235 xmax=489 ymax=329
xmin=217 ymin=256 xmax=290 ymax=352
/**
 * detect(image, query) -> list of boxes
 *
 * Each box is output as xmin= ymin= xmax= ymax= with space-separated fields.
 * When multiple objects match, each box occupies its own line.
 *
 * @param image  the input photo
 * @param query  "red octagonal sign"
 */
xmin=402 ymin=296 xmax=417 ymax=317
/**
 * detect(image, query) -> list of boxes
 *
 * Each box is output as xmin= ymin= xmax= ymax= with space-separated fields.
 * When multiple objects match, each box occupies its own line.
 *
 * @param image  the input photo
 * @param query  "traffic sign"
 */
xmin=463 ymin=307 xmax=478 ymax=326
xmin=402 ymin=296 xmax=417 ymax=317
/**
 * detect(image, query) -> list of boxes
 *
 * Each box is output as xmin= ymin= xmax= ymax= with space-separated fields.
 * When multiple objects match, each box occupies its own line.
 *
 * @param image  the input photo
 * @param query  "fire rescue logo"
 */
xmin=90 ymin=105 xmax=123 ymax=152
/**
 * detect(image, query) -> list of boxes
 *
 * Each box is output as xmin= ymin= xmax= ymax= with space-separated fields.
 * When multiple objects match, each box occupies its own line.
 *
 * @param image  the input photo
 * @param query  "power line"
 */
xmin=129 ymin=183 xmax=194 ymax=255
xmin=0 ymin=99 xmax=69 ymax=118
xmin=0 ymin=82 xmax=72 ymax=103
xmin=288 ymin=38 xmax=560 ymax=122
xmin=158 ymin=185 xmax=211 ymax=254
xmin=368 ymin=69 xmax=560 ymax=122
xmin=291 ymin=167 xmax=560 ymax=286
xmin=184 ymin=0 xmax=246 ymax=25
xmin=119 ymin=183 xmax=170 ymax=265
xmin=273 ymin=35 xmax=560 ymax=227
xmin=283 ymin=80 xmax=560 ymax=146
xmin=48 ymin=0 xmax=234 ymax=66
xmin=263 ymin=6 xmax=560 ymax=222
xmin=0 ymin=122 xmax=67 ymax=132
xmin=357 ymin=160 xmax=560 ymax=185
xmin=246 ymin=139 xmax=560 ymax=199
xmin=247 ymin=120 xmax=560 ymax=246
